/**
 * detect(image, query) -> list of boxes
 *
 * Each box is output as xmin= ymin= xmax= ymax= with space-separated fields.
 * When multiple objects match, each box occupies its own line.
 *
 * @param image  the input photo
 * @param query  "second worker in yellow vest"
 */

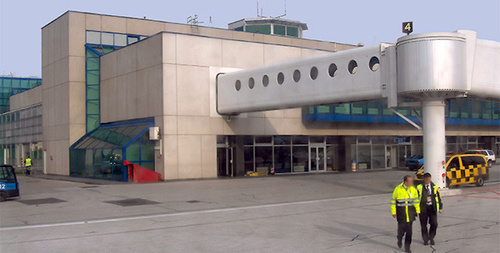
xmin=416 ymin=173 xmax=443 ymax=246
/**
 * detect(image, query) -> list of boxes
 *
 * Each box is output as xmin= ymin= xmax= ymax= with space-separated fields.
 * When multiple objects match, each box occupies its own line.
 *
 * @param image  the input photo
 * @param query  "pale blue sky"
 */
xmin=1 ymin=0 xmax=499 ymax=77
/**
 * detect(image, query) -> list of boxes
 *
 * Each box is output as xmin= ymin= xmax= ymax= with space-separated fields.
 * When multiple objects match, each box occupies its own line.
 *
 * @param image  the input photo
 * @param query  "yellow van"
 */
xmin=415 ymin=154 xmax=489 ymax=187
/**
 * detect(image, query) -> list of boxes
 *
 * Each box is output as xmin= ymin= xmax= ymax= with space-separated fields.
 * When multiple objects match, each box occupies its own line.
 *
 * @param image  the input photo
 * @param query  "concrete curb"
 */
xmin=439 ymin=188 xmax=463 ymax=197
xmin=29 ymin=174 xmax=126 ymax=185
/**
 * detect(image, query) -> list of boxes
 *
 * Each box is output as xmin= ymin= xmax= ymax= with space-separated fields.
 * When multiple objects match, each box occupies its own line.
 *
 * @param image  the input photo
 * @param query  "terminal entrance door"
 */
xmin=309 ymin=146 xmax=326 ymax=172
xmin=217 ymin=147 xmax=233 ymax=177
xmin=397 ymin=145 xmax=411 ymax=168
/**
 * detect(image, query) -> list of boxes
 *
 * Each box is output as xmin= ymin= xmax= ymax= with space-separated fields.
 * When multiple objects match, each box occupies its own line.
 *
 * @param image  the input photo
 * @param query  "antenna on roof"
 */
xmin=187 ymin=14 xmax=204 ymax=26
xmin=256 ymin=1 xmax=265 ymax=18
xmin=276 ymin=0 xmax=287 ymax=18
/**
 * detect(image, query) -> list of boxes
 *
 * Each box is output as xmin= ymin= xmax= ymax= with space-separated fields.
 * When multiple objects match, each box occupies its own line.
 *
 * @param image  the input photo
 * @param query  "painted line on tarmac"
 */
xmin=0 ymin=193 xmax=389 ymax=231
xmin=448 ymin=195 xmax=500 ymax=200
xmin=487 ymin=189 xmax=500 ymax=196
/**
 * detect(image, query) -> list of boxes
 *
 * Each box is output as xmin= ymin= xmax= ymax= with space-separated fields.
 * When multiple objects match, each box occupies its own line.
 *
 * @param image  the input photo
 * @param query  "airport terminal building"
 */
xmin=1 ymin=11 xmax=499 ymax=181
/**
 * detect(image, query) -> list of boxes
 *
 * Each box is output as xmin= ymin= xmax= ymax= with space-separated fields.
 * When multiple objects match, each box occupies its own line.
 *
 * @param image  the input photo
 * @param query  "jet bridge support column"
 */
xmin=396 ymin=33 xmax=469 ymax=188
xmin=422 ymin=99 xmax=447 ymax=188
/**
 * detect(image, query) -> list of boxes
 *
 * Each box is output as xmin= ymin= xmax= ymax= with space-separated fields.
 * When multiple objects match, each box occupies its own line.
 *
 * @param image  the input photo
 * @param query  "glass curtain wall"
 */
xmin=445 ymin=136 xmax=482 ymax=154
xmin=70 ymin=119 xmax=154 ymax=181
xmin=0 ymin=105 xmax=43 ymax=166
xmin=242 ymin=136 xmax=339 ymax=174
xmin=304 ymin=99 xmax=499 ymax=125
xmin=0 ymin=77 xmax=42 ymax=114
xmin=84 ymin=31 xmax=147 ymax=133
xmin=351 ymin=136 xmax=422 ymax=170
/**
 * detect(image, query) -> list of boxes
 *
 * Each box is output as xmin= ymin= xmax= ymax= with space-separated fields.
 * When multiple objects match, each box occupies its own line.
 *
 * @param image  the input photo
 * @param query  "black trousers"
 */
xmin=420 ymin=205 xmax=438 ymax=242
xmin=397 ymin=221 xmax=413 ymax=249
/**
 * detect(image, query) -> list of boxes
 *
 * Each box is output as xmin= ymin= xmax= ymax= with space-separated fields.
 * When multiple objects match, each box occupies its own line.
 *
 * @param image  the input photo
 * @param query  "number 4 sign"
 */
xmin=403 ymin=21 xmax=413 ymax=35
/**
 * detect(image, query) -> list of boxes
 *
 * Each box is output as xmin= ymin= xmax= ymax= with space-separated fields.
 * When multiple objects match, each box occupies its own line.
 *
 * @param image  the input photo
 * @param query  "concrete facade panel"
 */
xmin=54 ymin=84 xmax=70 ymax=126
xmin=125 ymin=72 xmax=138 ymax=119
xmin=163 ymin=116 xmax=178 ymax=135
xmin=68 ymin=82 xmax=86 ymax=125
xmin=68 ymin=56 xmax=86 ymax=82
xmin=116 ymin=45 xmax=137 ymax=76
xmin=163 ymin=134 xmax=178 ymax=180
xmin=176 ymin=35 xmax=222 ymax=67
xmin=85 ymin=13 xmax=102 ymax=31
xmin=176 ymin=65 xmax=210 ymax=116
xmin=222 ymin=40 xmax=264 ymax=69
xmin=54 ymin=58 xmax=70 ymax=87
xmin=10 ymin=86 xmax=42 ymax=111
xmin=137 ymin=35 xmax=163 ymax=70
xmin=136 ymin=68 xmax=149 ymax=118
xmin=147 ymin=64 xmax=163 ymax=117
xmin=263 ymin=44 xmax=303 ymax=65
xmin=100 ymin=52 xmax=117 ymax=81
xmin=126 ymin=19 xmax=164 ymax=36
xmin=161 ymin=33 xmax=177 ymax=64
xmin=177 ymin=135 xmax=202 ymax=179
xmin=177 ymin=116 xmax=212 ymax=135
xmin=68 ymin=12 xmax=86 ymax=58
xmin=101 ymin=15 xmax=127 ymax=33
xmin=115 ymin=74 xmax=128 ymax=120
xmin=201 ymin=135 xmax=217 ymax=178
xmin=162 ymin=64 xmax=177 ymax=115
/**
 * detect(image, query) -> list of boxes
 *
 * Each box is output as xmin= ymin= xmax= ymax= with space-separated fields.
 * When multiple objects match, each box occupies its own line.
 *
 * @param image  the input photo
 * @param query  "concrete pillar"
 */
xmin=17 ymin=144 xmax=23 ymax=167
xmin=343 ymin=136 xmax=355 ymax=172
xmin=422 ymin=99 xmax=447 ymax=188
xmin=232 ymin=136 xmax=246 ymax=176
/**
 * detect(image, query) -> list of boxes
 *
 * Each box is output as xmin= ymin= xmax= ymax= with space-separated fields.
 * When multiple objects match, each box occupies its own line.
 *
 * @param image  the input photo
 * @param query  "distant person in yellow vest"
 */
xmin=25 ymin=156 xmax=32 ymax=176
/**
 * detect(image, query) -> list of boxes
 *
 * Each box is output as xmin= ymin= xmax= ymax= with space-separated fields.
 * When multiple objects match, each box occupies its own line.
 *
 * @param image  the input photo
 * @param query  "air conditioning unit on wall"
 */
xmin=149 ymin=127 xmax=160 ymax=141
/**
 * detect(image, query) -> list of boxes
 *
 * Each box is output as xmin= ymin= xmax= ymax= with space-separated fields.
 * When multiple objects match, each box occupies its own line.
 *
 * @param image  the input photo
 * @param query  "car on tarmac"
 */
xmin=405 ymin=154 xmax=424 ymax=171
xmin=0 ymin=165 xmax=20 ymax=202
xmin=465 ymin=149 xmax=496 ymax=168
xmin=415 ymin=154 xmax=489 ymax=187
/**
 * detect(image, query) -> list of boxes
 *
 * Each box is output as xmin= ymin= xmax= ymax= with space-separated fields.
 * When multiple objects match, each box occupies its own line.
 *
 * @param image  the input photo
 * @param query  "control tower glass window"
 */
xmin=287 ymin=26 xmax=299 ymax=37
xmin=246 ymin=25 xmax=271 ymax=35
xmin=274 ymin=25 xmax=286 ymax=36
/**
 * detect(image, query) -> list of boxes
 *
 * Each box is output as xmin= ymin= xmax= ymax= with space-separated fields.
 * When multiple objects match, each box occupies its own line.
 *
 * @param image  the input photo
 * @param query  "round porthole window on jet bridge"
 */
xmin=235 ymin=80 xmax=241 ymax=91
xmin=293 ymin=70 xmax=301 ymax=83
xmin=277 ymin=72 xmax=285 ymax=85
xmin=262 ymin=75 xmax=269 ymax=87
xmin=328 ymin=63 xmax=338 ymax=77
xmin=348 ymin=60 xmax=358 ymax=74
xmin=310 ymin=67 xmax=319 ymax=80
xmin=248 ymin=77 xmax=255 ymax=89
xmin=369 ymin=56 xmax=380 ymax=72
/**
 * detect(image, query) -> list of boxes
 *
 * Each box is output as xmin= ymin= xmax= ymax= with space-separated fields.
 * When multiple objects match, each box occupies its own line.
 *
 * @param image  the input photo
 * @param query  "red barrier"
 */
xmin=124 ymin=160 xmax=161 ymax=183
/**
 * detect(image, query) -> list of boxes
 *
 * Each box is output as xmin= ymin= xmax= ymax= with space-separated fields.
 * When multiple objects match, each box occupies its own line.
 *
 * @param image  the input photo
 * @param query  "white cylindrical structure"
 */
xmin=396 ymin=33 xmax=467 ymax=99
xmin=422 ymin=99 xmax=447 ymax=188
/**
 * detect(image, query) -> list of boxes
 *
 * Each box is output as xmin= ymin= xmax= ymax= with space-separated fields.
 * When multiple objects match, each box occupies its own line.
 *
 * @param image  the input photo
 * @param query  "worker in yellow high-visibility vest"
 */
xmin=391 ymin=175 xmax=420 ymax=253
xmin=25 ymin=156 xmax=32 ymax=176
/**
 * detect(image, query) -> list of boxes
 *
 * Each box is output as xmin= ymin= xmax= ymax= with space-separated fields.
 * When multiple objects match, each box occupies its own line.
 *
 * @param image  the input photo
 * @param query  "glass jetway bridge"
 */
xmin=216 ymin=30 xmax=500 ymax=188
